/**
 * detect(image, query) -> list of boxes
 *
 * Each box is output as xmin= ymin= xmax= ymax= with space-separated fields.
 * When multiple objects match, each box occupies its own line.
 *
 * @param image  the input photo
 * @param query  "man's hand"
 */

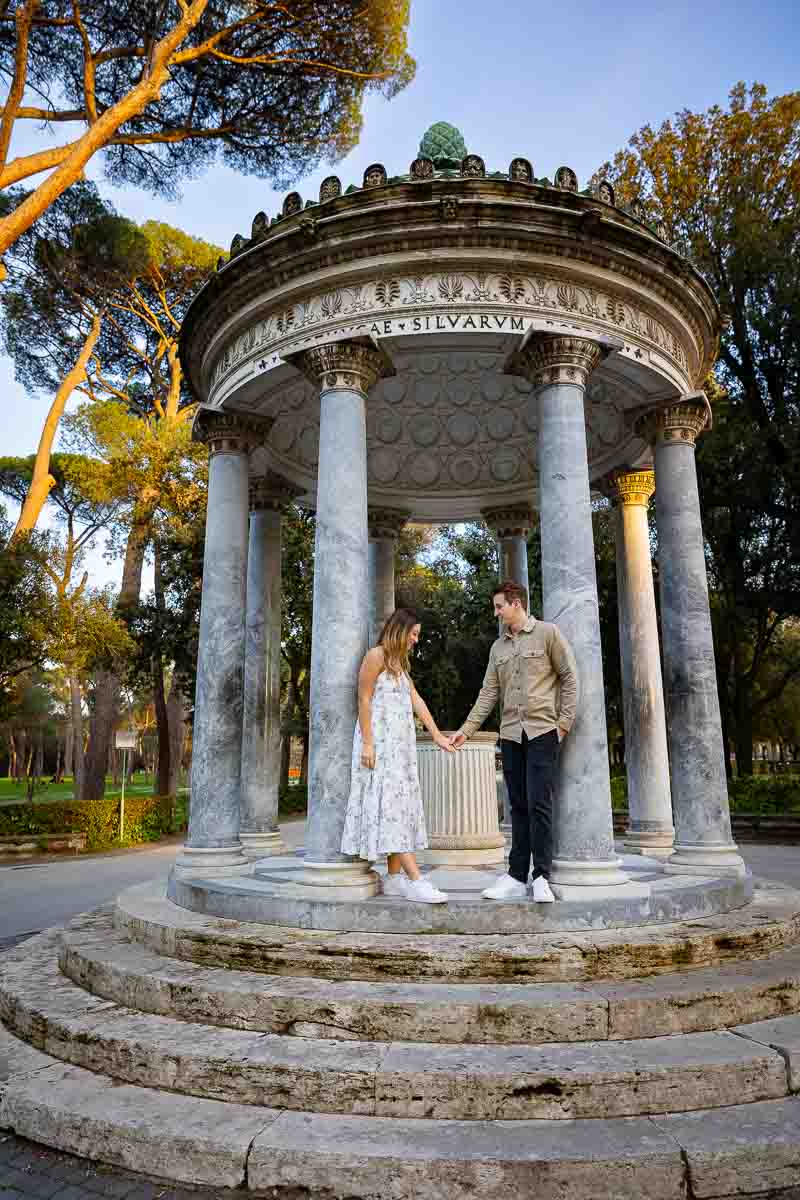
xmin=449 ymin=732 xmax=467 ymax=749
xmin=557 ymin=727 xmax=567 ymax=743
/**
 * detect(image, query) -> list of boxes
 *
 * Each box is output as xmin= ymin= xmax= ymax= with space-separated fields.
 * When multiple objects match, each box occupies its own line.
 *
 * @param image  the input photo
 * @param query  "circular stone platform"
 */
xmin=166 ymin=852 xmax=753 ymax=934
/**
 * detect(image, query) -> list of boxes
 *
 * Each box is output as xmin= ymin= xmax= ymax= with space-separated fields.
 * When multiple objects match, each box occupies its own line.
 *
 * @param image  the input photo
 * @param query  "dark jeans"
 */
xmin=501 ymin=729 xmax=559 ymax=883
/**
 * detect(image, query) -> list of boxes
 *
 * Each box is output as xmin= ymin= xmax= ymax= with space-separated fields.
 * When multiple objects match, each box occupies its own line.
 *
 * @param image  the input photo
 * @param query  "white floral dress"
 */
xmin=340 ymin=669 xmax=428 ymax=860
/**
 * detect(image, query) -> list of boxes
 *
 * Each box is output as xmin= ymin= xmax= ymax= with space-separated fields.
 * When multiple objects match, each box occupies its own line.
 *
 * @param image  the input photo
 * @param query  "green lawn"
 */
xmin=0 ymin=774 xmax=184 ymax=806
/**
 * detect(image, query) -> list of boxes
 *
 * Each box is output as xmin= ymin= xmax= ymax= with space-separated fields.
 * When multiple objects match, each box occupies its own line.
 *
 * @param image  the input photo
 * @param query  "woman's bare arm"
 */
xmin=411 ymin=683 xmax=454 ymax=751
xmin=357 ymin=647 xmax=384 ymax=767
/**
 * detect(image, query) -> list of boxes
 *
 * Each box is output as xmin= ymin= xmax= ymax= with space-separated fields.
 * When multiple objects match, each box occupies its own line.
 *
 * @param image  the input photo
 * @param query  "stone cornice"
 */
xmin=191 ymin=407 xmax=273 ymax=456
xmin=603 ymin=468 xmax=656 ymax=507
xmin=249 ymin=472 xmax=303 ymax=512
xmin=510 ymin=334 xmax=610 ymax=390
xmin=179 ymin=183 xmax=719 ymax=402
xmin=482 ymin=504 xmax=534 ymax=538
xmin=368 ymin=506 xmax=411 ymax=540
xmin=291 ymin=339 xmax=394 ymax=397
xmin=636 ymin=396 xmax=710 ymax=448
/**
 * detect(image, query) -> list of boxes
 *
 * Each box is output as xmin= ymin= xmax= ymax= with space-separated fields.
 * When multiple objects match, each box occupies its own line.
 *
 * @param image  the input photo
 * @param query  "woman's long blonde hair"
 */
xmin=378 ymin=608 xmax=420 ymax=677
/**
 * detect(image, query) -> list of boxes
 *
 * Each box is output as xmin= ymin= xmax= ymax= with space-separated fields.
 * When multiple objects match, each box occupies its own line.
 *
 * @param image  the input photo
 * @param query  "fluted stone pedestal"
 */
xmin=417 ymin=733 xmax=506 ymax=866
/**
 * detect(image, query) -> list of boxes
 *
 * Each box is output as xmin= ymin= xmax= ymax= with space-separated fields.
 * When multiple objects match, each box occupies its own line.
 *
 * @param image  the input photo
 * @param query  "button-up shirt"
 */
xmin=459 ymin=616 xmax=579 ymax=744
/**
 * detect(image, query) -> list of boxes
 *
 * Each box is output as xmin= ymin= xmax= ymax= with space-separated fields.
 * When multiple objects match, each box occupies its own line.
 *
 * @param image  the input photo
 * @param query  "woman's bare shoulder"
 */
xmin=362 ymin=645 xmax=385 ymax=670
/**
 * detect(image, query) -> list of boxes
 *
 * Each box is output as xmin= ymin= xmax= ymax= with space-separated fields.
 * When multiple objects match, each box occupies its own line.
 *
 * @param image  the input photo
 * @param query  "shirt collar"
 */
xmin=503 ymin=614 xmax=537 ymax=639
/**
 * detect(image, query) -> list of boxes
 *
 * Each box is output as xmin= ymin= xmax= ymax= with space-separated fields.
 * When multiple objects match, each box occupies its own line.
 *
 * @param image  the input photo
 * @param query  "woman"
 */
xmin=341 ymin=608 xmax=453 ymax=903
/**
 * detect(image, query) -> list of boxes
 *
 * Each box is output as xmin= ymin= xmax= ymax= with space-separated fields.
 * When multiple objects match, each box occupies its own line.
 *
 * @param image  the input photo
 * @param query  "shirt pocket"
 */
xmin=520 ymin=646 xmax=550 ymax=704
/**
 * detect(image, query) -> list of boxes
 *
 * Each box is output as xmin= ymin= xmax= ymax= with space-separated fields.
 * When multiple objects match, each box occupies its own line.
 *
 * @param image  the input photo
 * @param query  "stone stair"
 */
xmin=2 ymin=879 xmax=800 ymax=1197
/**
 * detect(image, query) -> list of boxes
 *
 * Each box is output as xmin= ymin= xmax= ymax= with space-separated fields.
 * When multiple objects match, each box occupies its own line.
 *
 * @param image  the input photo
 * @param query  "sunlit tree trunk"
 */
xmin=69 ymin=676 xmax=85 ymax=800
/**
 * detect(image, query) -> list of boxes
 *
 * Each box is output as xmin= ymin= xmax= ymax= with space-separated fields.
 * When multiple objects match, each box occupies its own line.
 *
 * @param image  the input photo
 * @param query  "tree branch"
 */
xmin=0 ymin=0 xmax=40 ymax=171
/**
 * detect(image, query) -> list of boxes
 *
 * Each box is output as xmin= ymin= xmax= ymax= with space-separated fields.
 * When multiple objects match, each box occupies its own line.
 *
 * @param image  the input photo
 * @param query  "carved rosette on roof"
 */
xmin=509 ymin=157 xmax=533 ymax=183
xmin=460 ymin=154 xmax=486 ymax=178
xmin=296 ymin=341 xmax=394 ymax=398
xmin=513 ymin=334 xmax=607 ymax=390
xmin=482 ymin=503 xmax=534 ymax=538
xmin=368 ymin=506 xmax=410 ymax=540
xmin=410 ymin=156 xmax=435 ymax=180
xmin=319 ymin=176 xmax=342 ymax=203
xmin=283 ymin=192 xmax=302 ymax=217
xmin=363 ymin=163 xmax=387 ymax=189
xmin=192 ymin=408 xmax=273 ymax=456
xmin=604 ymin=468 xmax=655 ymax=507
xmin=249 ymin=471 xmax=303 ymax=512
xmin=636 ymin=399 xmax=710 ymax=447
xmin=555 ymin=166 xmax=578 ymax=192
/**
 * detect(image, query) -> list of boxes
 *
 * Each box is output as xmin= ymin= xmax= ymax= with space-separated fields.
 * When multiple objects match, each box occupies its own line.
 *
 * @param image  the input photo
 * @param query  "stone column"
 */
xmin=511 ymin=334 xmax=635 ymax=894
xmin=176 ymin=409 xmax=271 ymax=877
xmin=605 ymin=468 xmax=674 ymax=859
xmin=239 ymin=473 xmax=301 ymax=860
xmin=638 ymin=401 xmax=745 ymax=876
xmin=482 ymin=504 xmax=532 ymax=597
xmin=291 ymin=340 xmax=394 ymax=898
xmin=368 ymin=507 xmax=409 ymax=643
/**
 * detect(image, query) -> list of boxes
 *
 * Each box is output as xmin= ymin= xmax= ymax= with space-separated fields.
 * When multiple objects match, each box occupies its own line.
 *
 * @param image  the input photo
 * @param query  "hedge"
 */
xmin=609 ymin=772 xmax=800 ymax=814
xmin=0 ymin=793 xmax=188 ymax=850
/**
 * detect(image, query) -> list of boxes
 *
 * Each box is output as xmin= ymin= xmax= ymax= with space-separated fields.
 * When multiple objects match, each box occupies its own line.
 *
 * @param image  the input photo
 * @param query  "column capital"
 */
xmin=635 ymin=396 xmax=710 ymax=448
xmin=603 ymin=468 xmax=655 ymax=508
xmin=192 ymin=407 xmax=273 ymax=457
xmin=368 ymin=506 xmax=410 ymax=540
xmin=293 ymin=338 xmax=395 ymax=397
xmin=481 ymin=503 xmax=534 ymax=538
xmin=249 ymin=471 xmax=303 ymax=513
xmin=510 ymin=333 xmax=615 ymax=390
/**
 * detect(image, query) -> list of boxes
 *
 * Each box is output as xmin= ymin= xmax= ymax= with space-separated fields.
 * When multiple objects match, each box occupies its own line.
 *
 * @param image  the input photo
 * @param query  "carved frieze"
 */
xmin=209 ymin=269 xmax=690 ymax=394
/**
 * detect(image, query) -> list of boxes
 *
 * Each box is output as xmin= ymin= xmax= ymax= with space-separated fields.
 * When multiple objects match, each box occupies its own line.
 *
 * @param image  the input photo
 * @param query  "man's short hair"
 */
xmin=494 ymin=579 xmax=528 ymax=611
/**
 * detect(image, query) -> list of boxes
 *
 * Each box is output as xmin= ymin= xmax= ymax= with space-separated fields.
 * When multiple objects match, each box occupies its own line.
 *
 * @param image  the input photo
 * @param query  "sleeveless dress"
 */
xmin=340 ymin=669 xmax=428 ymax=860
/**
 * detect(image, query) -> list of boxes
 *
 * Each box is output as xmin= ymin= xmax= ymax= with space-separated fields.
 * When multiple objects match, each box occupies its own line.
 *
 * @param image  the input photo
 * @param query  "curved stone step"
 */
xmin=117 ymin=878 xmax=800 ymax=984
xmin=3 ymin=1025 xmax=800 ymax=1199
xmin=60 ymin=909 xmax=800 ymax=1044
xmin=0 ymin=935 xmax=791 ymax=1121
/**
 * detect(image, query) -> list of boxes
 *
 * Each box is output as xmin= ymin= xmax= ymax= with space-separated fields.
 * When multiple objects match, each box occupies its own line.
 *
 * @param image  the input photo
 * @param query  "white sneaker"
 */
xmin=481 ymin=872 xmax=528 ymax=901
xmin=404 ymin=877 xmax=448 ymax=904
xmin=382 ymin=873 xmax=409 ymax=898
xmin=532 ymin=876 xmax=555 ymax=903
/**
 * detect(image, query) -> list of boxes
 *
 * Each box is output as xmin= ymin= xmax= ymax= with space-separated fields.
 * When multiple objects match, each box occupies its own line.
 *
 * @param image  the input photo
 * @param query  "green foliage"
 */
xmin=419 ymin=121 xmax=467 ymax=168
xmin=0 ymin=793 xmax=188 ymax=850
xmin=279 ymin=784 xmax=309 ymax=817
xmin=727 ymin=775 xmax=800 ymax=814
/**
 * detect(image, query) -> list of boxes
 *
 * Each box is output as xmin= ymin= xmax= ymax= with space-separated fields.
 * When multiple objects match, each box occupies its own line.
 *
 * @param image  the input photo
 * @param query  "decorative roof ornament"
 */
xmin=419 ymin=121 xmax=467 ymax=169
xmin=363 ymin=163 xmax=387 ymax=189
xmin=596 ymin=179 xmax=615 ymax=206
xmin=460 ymin=153 xmax=485 ymax=178
xmin=283 ymin=192 xmax=302 ymax=217
xmin=319 ymin=176 xmax=341 ymax=203
xmin=509 ymin=157 xmax=533 ymax=183
xmin=230 ymin=233 xmax=246 ymax=256
xmin=656 ymin=221 xmax=670 ymax=242
xmin=410 ymin=156 xmax=435 ymax=180
xmin=251 ymin=212 xmax=269 ymax=239
xmin=630 ymin=197 xmax=647 ymax=221
xmin=554 ymin=166 xmax=579 ymax=192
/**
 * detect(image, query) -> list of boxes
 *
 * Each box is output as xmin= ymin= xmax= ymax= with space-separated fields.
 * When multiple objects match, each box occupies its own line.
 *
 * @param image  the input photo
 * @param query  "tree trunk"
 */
xmin=14 ymin=730 xmax=26 ymax=780
xmin=166 ymin=683 xmax=187 ymax=799
xmin=733 ymin=678 xmax=755 ymax=778
xmin=152 ymin=544 xmax=170 ymax=798
xmin=54 ymin=738 xmax=62 ymax=783
xmin=63 ymin=720 xmax=73 ymax=781
xmin=7 ymin=732 xmax=16 ymax=779
xmin=69 ymin=675 xmax=85 ymax=800
xmin=83 ymin=502 xmax=153 ymax=801
xmin=33 ymin=728 xmax=43 ymax=783
xmin=12 ymin=312 xmax=102 ymax=537
xmin=279 ymin=729 xmax=291 ymax=791
xmin=300 ymin=733 xmax=309 ymax=786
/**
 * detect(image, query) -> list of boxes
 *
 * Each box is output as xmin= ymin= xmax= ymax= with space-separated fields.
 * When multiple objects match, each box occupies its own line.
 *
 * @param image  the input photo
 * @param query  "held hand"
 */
xmin=433 ymin=732 xmax=455 ymax=753
xmin=557 ymin=727 xmax=566 ymax=743
xmin=449 ymin=732 xmax=467 ymax=749
xmin=360 ymin=742 xmax=376 ymax=769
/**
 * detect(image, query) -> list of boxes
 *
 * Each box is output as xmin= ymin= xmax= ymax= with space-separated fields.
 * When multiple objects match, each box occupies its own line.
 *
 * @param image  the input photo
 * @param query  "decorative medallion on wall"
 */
xmin=509 ymin=157 xmax=534 ymax=183
xmin=410 ymin=156 xmax=435 ymax=180
xmin=460 ymin=154 xmax=486 ymax=178
xmin=283 ymin=192 xmax=302 ymax=217
xmin=363 ymin=163 xmax=388 ymax=188
xmin=596 ymin=180 xmax=615 ymax=206
xmin=554 ymin=166 xmax=579 ymax=192
xmin=319 ymin=176 xmax=342 ymax=203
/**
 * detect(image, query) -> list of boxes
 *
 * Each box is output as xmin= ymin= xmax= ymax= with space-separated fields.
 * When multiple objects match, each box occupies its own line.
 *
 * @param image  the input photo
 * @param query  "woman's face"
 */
xmin=406 ymin=623 xmax=421 ymax=651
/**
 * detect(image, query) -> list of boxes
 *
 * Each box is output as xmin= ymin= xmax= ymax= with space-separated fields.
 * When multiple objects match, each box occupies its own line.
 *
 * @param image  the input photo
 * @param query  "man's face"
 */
xmin=493 ymin=593 xmax=518 ymax=625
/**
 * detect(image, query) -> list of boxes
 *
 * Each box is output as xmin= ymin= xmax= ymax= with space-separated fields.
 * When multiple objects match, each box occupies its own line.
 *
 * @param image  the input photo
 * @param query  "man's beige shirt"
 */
xmin=460 ymin=616 xmax=579 ymax=743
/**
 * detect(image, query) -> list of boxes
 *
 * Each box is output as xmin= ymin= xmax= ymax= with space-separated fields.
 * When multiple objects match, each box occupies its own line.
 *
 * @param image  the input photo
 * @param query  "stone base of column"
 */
xmin=173 ymin=845 xmax=252 ymax=879
xmin=549 ymin=856 xmax=651 ymax=900
xmin=664 ymin=843 xmax=747 ymax=878
xmin=239 ymin=830 xmax=286 ymax=859
xmin=292 ymin=859 xmax=381 ymax=899
xmin=421 ymin=840 xmax=506 ymax=867
xmin=624 ymin=828 xmax=675 ymax=859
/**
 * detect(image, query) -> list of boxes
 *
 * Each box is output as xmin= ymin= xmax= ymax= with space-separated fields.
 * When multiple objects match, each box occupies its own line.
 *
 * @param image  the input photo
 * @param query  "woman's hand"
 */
xmin=360 ymin=741 xmax=376 ymax=769
xmin=433 ymin=732 xmax=455 ymax=753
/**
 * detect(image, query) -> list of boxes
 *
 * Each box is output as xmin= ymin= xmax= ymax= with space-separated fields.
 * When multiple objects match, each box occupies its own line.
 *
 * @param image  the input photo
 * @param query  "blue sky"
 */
xmin=1 ymin=0 xmax=797 ymax=581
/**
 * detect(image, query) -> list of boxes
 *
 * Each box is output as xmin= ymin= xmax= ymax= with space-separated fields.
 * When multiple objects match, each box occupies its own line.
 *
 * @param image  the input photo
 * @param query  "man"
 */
xmin=450 ymin=580 xmax=578 ymax=903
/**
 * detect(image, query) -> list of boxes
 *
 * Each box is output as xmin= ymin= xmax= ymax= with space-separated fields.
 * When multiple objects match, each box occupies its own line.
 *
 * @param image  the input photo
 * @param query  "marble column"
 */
xmin=482 ymin=504 xmax=532 ymax=598
xmin=292 ymin=340 xmax=394 ymax=897
xmin=239 ymin=473 xmax=301 ymax=859
xmin=368 ymin=507 xmax=409 ymax=643
xmin=638 ymin=401 xmax=745 ymax=876
xmin=606 ymin=468 xmax=674 ymax=859
xmin=176 ymin=408 xmax=271 ymax=877
xmin=511 ymin=334 xmax=635 ymax=894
